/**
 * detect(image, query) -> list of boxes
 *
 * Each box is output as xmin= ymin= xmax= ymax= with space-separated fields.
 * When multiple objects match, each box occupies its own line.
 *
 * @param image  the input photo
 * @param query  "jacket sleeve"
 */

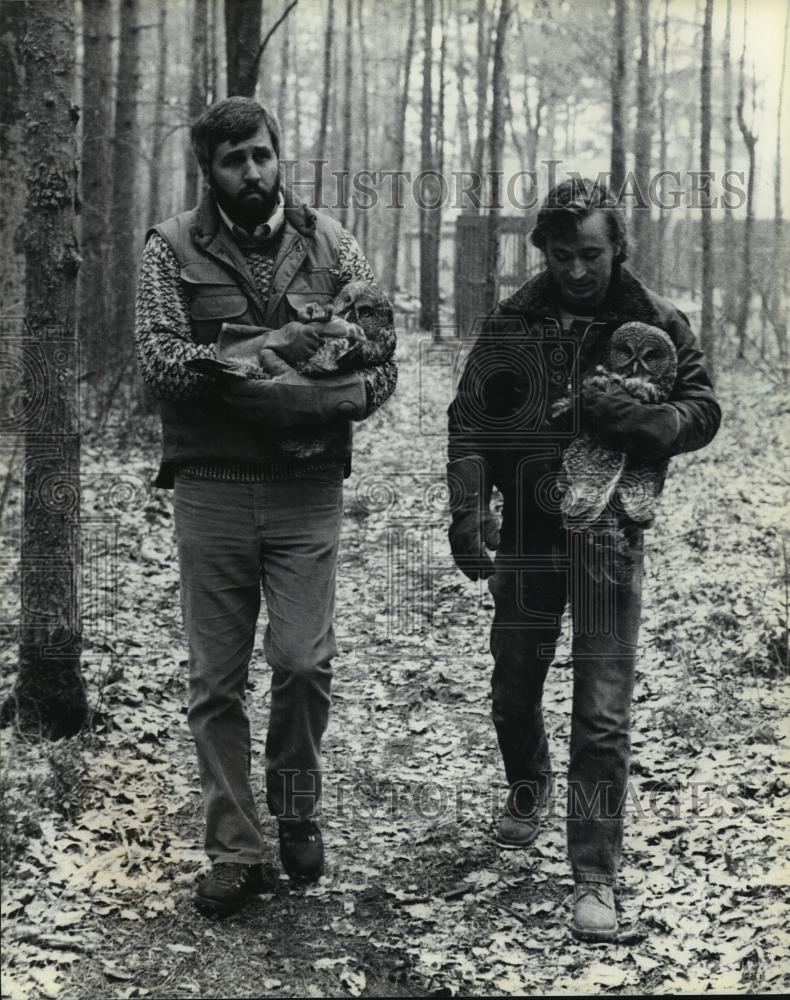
xmin=661 ymin=305 xmax=722 ymax=456
xmin=333 ymin=228 xmax=397 ymax=419
xmin=447 ymin=308 xmax=523 ymax=466
xmin=134 ymin=233 xmax=219 ymax=400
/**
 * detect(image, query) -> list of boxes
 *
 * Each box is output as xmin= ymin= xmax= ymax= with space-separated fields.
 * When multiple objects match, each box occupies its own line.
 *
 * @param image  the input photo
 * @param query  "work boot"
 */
xmin=494 ymin=783 xmax=546 ymax=849
xmin=571 ymin=882 xmax=618 ymax=942
xmin=194 ymin=862 xmax=268 ymax=917
xmin=278 ymin=819 xmax=324 ymax=883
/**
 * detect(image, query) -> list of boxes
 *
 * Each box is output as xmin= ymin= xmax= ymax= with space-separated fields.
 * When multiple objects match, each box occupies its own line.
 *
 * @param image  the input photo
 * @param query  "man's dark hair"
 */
xmin=531 ymin=178 xmax=628 ymax=263
xmin=190 ymin=97 xmax=281 ymax=177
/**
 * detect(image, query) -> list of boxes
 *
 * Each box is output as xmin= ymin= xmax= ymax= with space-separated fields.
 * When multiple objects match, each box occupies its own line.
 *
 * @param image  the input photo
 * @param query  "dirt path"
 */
xmin=1 ymin=340 xmax=788 ymax=997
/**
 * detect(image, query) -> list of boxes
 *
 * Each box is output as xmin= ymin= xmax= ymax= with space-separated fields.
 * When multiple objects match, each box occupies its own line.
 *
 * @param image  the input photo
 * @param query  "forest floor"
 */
xmin=1 ymin=331 xmax=789 ymax=998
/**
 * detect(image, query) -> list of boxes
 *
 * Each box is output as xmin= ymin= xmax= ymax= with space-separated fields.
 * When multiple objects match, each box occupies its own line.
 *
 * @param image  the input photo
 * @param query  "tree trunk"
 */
xmin=656 ymin=0 xmax=669 ymax=294
xmin=771 ymin=4 xmax=789 ymax=371
xmin=185 ymin=0 xmax=209 ymax=209
xmin=148 ymin=0 xmax=168 ymax=226
xmin=77 ymin=0 xmax=113 ymax=392
xmin=631 ymin=0 xmax=652 ymax=283
xmin=454 ymin=4 xmax=473 ymax=170
xmin=722 ymin=0 xmax=736 ymax=318
xmin=485 ymin=0 xmax=511 ymax=309
xmin=0 ymin=0 xmax=28 ymax=314
xmin=735 ymin=14 xmax=757 ymax=360
xmin=419 ymin=0 xmax=439 ymax=330
xmin=5 ymin=0 xmax=87 ymax=738
xmin=315 ymin=0 xmax=334 ymax=207
xmin=225 ymin=0 xmax=262 ymax=97
xmin=355 ymin=0 xmax=371 ymax=246
xmin=389 ymin=0 xmax=417 ymax=296
xmin=470 ymin=0 xmax=490 ymax=215
xmin=108 ymin=0 xmax=140 ymax=403
xmin=699 ymin=0 xmax=714 ymax=381
xmin=610 ymin=0 xmax=627 ymax=195
xmin=277 ymin=11 xmax=290 ymax=141
xmin=339 ymin=0 xmax=353 ymax=228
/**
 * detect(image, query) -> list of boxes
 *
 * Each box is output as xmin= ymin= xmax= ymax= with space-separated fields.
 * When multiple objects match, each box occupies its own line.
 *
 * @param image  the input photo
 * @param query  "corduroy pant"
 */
xmin=173 ymin=469 xmax=344 ymax=864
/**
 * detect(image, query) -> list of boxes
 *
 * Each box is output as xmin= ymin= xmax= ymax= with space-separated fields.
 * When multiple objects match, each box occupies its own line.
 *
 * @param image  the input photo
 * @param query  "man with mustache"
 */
xmin=135 ymin=97 xmax=397 ymax=916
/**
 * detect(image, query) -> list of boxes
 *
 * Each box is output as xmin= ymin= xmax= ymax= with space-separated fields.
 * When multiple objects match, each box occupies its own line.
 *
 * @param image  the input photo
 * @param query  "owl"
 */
xmin=185 ymin=281 xmax=394 ymax=460
xmin=186 ymin=281 xmax=394 ymax=382
xmin=560 ymin=322 xmax=678 ymax=531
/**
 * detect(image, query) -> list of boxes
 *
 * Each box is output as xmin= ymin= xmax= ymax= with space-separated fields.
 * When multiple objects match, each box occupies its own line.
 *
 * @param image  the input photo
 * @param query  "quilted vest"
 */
xmin=148 ymin=192 xmax=349 ymax=486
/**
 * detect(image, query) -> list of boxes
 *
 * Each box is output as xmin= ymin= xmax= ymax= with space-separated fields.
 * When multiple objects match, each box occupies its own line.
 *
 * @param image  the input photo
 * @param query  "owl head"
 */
xmin=608 ymin=322 xmax=677 ymax=399
xmin=332 ymin=281 xmax=394 ymax=334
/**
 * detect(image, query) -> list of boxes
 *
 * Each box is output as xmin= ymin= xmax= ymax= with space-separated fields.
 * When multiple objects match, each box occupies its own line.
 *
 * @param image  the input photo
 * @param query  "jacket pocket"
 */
xmin=181 ymin=269 xmax=250 ymax=344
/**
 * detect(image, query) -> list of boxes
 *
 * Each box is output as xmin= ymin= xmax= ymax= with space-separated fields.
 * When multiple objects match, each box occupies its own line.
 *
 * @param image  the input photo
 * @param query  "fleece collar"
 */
xmin=499 ymin=264 xmax=663 ymax=327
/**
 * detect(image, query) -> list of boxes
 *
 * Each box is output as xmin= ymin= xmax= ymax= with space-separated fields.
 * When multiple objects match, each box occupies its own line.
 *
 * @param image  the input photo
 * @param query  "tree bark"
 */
xmin=109 ymin=0 xmax=140 ymax=400
xmin=655 ymin=0 xmax=669 ymax=293
xmin=771 ymin=3 xmax=789 ymax=370
xmin=469 ymin=0 xmax=490 ymax=215
xmin=224 ymin=0 xmax=262 ymax=97
xmin=722 ymin=0 xmax=736 ymax=318
xmin=76 ymin=0 xmax=112 ymax=391
xmin=5 ymin=0 xmax=87 ymax=738
xmin=355 ymin=0 xmax=371 ymax=246
xmin=419 ymin=0 xmax=438 ymax=329
xmin=148 ymin=0 xmax=168 ymax=226
xmin=610 ymin=0 xmax=627 ymax=195
xmin=389 ymin=0 xmax=417 ymax=295
xmin=630 ymin=0 xmax=652 ymax=283
xmin=485 ymin=0 xmax=511 ymax=309
xmin=735 ymin=13 xmax=757 ymax=360
xmin=699 ymin=0 xmax=715 ymax=381
xmin=277 ymin=10 xmax=291 ymax=141
xmin=315 ymin=0 xmax=334 ymax=207
xmin=339 ymin=0 xmax=353 ymax=228
xmin=454 ymin=4 xmax=473 ymax=171
xmin=0 ymin=0 xmax=28 ymax=314
xmin=185 ymin=0 xmax=210 ymax=209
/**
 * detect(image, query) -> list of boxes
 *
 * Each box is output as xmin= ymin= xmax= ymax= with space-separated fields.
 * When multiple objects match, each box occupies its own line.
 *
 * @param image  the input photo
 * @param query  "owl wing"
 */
xmin=614 ymin=460 xmax=670 ymax=526
xmin=560 ymin=434 xmax=627 ymax=531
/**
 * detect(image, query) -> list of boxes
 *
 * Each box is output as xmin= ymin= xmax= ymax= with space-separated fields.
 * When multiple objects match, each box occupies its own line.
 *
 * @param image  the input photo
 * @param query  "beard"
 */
xmin=212 ymin=169 xmax=281 ymax=232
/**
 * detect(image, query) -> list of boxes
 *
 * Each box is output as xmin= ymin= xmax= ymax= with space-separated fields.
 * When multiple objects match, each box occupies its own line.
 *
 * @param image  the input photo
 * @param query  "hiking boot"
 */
xmin=493 ymin=784 xmax=546 ymax=849
xmin=194 ymin=862 xmax=267 ymax=917
xmin=278 ymin=819 xmax=324 ymax=883
xmin=571 ymin=882 xmax=618 ymax=942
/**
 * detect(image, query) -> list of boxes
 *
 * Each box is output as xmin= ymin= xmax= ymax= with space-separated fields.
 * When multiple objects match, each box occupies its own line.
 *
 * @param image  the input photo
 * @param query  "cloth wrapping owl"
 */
xmin=185 ymin=280 xmax=394 ymax=458
xmin=559 ymin=322 xmax=678 ymax=531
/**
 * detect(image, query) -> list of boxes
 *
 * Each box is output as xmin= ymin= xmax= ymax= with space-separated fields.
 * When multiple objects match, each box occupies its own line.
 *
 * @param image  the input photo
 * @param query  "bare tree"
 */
xmin=277 ymin=11 xmax=291 ymax=141
xmin=355 ymin=0 xmax=371 ymax=247
xmin=0 ymin=0 xmax=27 ymax=314
xmin=225 ymin=0 xmax=262 ymax=96
xmin=315 ymin=0 xmax=334 ymax=207
xmin=148 ymin=0 xmax=169 ymax=225
xmin=769 ymin=3 xmax=789 ymax=370
xmin=610 ymin=0 xmax=627 ymax=194
xmin=630 ymin=0 xmax=652 ymax=283
xmin=3 ymin=0 xmax=87 ymax=738
xmin=722 ymin=0 xmax=736 ymax=317
xmin=185 ymin=0 xmax=210 ymax=208
xmin=655 ymin=0 xmax=670 ymax=293
xmin=109 ymin=0 xmax=141 ymax=396
xmin=469 ymin=0 xmax=491 ymax=215
xmin=338 ymin=0 xmax=353 ymax=228
xmin=699 ymin=0 xmax=715 ymax=380
xmin=77 ymin=0 xmax=113 ymax=389
xmin=389 ymin=0 xmax=417 ymax=295
xmin=419 ymin=0 xmax=439 ymax=329
xmin=485 ymin=0 xmax=512 ymax=308
xmin=735 ymin=7 xmax=758 ymax=360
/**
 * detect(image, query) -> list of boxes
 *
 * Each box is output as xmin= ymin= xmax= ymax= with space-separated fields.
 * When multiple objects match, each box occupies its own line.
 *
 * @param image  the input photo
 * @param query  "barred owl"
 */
xmin=185 ymin=280 xmax=393 ymax=381
xmin=560 ymin=322 xmax=678 ymax=530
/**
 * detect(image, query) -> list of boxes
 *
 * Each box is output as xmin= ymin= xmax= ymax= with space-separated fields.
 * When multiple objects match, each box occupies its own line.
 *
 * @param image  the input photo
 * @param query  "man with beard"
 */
xmin=446 ymin=179 xmax=719 ymax=941
xmin=135 ymin=97 xmax=397 ymax=916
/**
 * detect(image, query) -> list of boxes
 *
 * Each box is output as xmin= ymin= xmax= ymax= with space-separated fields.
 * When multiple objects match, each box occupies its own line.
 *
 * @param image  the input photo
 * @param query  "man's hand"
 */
xmin=223 ymin=367 xmax=367 ymax=427
xmin=447 ymin=457 xmax=500 ymax=581
xmin=581 ymin=382 xmax=680 ymax=460
xmin=264 ymin=322 xmax=324 ymax=365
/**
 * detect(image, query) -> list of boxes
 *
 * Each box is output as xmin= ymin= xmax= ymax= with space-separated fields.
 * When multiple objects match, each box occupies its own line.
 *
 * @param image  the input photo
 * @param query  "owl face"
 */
xmin=608 ymin=322 xmax=677 ymax=398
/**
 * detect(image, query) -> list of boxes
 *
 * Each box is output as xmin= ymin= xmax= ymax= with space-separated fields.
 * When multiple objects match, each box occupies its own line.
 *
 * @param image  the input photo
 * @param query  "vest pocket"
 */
xmin=187 ymin=288 xmax=249 ymax=344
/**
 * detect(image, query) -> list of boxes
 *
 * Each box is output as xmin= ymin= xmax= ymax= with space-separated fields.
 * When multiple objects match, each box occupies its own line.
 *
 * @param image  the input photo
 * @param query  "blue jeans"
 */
xmin=173 ymin=469 xmax=344 ymax=864
xmin=489 ymin=501 xmax=643 ymax=885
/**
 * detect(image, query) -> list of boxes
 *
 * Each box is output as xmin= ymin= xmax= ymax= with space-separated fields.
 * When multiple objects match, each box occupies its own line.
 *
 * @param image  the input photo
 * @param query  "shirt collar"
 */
xmin=217 ymin=191 xmax=286 ymax=248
